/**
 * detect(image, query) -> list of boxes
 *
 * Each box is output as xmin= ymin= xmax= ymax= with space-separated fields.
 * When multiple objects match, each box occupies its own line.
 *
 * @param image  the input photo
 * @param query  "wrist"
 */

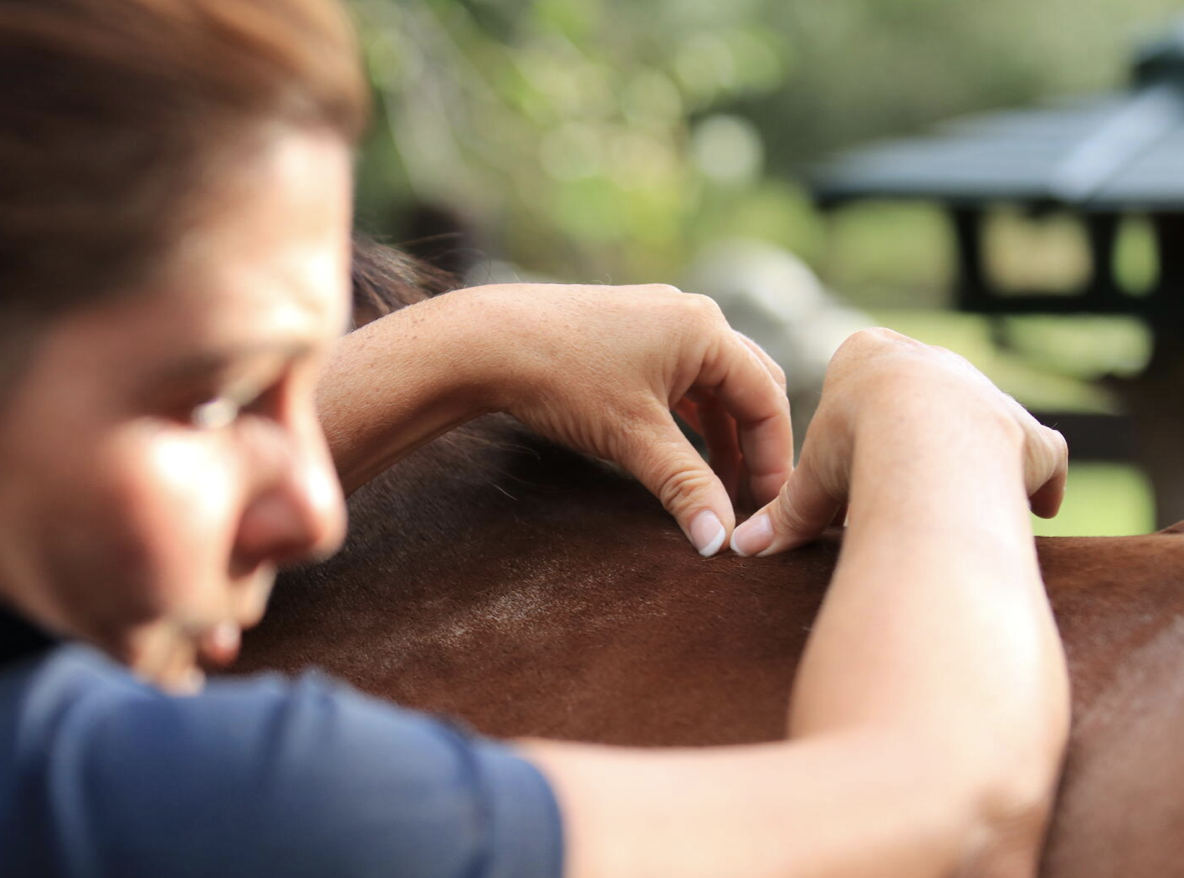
xmin=437 ymin=285 xmax=541 ymax=416
xmin=852 ymin=386 xmax=1026 ymax=480
xmin=855 ymin=370 xmax=1024 ymax=446
xmin=318 ymin=294 xmax=500 ymax=493
xmin=846 ymin=395 xmax=1032 ymax=540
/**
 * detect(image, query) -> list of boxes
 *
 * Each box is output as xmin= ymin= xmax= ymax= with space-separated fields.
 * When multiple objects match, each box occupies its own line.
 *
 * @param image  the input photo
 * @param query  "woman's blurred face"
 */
xmin=0 ymin=131 xmax=351 ymax=691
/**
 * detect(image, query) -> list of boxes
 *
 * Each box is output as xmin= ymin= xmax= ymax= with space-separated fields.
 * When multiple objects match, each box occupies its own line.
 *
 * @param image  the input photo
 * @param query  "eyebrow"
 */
xmin=147 ymin=341 xmax=316 ymax=387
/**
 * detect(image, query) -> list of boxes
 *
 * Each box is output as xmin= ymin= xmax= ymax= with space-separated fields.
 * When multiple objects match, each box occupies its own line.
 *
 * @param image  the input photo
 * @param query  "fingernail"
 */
xmin=690 ymin=510 xmax=727 ymax=557
xmin=733 ymin=513 xmax=773 ymax=557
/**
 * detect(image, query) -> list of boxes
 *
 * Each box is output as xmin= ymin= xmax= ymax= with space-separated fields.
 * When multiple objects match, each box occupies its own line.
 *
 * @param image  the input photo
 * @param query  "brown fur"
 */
xmin=231 ymin=239 xmax=1184 ymax=877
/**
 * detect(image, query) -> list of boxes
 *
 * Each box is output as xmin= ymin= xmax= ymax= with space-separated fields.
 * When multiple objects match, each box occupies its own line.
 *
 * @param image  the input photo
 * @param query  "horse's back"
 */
xmin=239 ymin=417 xmax=833 ymax=744
xmin=232 ymin=417 xmax=1184 ymax=876
xmin=1037 ymin=524 xmax=1184 ymax=876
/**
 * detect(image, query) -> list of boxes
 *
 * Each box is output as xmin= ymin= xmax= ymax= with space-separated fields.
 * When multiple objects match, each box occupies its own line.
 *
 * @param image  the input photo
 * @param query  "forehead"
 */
xmin=168 ymin=130 xmax=353 ymax=338
xmin=53 ymin=131 xmax=353 ymax=372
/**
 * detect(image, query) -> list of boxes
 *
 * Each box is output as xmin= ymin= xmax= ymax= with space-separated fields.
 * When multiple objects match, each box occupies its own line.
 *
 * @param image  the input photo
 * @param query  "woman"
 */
xmin=0 ymin=1 xmax=1069 ymax=876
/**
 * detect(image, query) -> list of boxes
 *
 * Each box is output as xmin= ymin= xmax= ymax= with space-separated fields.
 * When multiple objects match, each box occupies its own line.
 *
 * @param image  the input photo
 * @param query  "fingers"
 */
xmin=1027 ymin=427 xmax=1069 ymax=519
xmin=673 ymin=331 xmax=790 ymax=510
xmin=736 ymin=332 xmax=788 ymax=395
xmin=674 ymin=390 xmax=745 ymax=504
xmin=621 ymin=405 xmax=737 ymax=557
xmin=1029 ymin=475 xmax=1065 ymax=520
xmin=731 ymin=446 xmax=841 ymax=557
xmin=673 ymin=397 xmax=703 ymax=434
xmin=698 ymin=331 xmax=794 ymax=508
xmin=694 ymin=394 xmax=744 ymax=504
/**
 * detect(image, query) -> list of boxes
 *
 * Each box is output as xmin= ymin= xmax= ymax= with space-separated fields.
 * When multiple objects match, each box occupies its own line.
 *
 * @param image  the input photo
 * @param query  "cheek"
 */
xmin=93 ymin=430 xmax=246 ymax=618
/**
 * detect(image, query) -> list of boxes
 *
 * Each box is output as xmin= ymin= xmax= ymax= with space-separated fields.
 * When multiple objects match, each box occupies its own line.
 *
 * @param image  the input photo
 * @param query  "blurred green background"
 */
xmin=348 ymin=0 xmax=1183 ymax=536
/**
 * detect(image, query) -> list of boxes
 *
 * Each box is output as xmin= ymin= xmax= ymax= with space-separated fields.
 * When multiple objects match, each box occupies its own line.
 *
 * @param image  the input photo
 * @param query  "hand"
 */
xmin=731 ymin=328 xmax=1068 ymax=556
xmin=459 ymin=283 xmax=793 ymax=555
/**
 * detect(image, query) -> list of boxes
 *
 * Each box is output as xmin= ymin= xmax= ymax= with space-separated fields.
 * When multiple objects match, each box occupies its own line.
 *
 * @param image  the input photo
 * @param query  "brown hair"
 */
xmin=0 ymin=0 xmax=368 ymax=330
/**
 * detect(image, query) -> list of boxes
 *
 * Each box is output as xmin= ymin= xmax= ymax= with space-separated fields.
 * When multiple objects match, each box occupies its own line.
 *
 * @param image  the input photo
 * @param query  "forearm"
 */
xmin=526 ymin=733 xmax=979 ymax=878
xmin=789 ymin=397 xmax=1070 ymax=866
xmin=317 ymin=293 xmax=492 ymax=495
xmin=527 ymin=395 xmax=1069 ymax=878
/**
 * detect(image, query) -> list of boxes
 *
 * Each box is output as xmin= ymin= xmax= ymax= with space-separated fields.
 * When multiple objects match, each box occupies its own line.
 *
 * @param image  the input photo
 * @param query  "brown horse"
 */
xmin=231 ymin=240 xmax=1184 ymax=878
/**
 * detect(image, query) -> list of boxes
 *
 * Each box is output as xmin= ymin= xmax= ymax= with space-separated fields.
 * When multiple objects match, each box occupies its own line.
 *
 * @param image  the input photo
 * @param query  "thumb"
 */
xmin=622 ymin=411 xmax=736 ymax=556
xmin=732 ymin=452 xmax=841 ymax=557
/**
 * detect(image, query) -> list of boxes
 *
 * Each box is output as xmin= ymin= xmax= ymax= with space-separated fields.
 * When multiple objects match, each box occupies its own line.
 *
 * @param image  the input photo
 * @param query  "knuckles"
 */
xmin=769 ymin=360 xmax=788 ymax=389
xmin=637 ymin=282 xmax=685 ymax=298
xmin=766 ymin=488 xmax=812 ymax=541
xmin=675 ymin=291 xmax=728 ymax=330
xmin=834 ymin=327 xmax=937 ymax=370
xmin=649 ymin=457 xmax=720 ymax=515
xmin=828 ymin=327 xmax=993 ymax=398
xmin=842 ymin=326 xmax=915 ymax=352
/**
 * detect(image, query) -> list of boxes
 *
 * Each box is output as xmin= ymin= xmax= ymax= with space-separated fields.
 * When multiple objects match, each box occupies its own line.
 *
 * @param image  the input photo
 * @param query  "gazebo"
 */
xmin=806 ymin=21 xmax=1184 ymax=527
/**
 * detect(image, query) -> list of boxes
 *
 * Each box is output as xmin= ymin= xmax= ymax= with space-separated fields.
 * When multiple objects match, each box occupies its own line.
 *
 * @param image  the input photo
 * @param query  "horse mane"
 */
xmin=344 ymin=234 xmax=629 ymax=521
xmin=268 ymin=237 xmax=645 ymax=654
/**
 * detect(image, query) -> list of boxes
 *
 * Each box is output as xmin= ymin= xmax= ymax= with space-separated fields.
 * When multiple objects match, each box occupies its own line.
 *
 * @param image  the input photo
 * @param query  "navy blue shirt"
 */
xmin=0 ymin=609 xmax=564 ymax=877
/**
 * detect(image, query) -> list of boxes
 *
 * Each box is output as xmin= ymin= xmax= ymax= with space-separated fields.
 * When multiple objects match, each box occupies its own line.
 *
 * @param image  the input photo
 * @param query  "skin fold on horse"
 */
xmin=229 ymin=243 xmax=1184 ymax=878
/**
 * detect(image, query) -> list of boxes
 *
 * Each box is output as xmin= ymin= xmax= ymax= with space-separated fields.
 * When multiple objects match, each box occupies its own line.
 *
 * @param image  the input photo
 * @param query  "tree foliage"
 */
xmin=351 ymin=0 xmax=1182 ymax=287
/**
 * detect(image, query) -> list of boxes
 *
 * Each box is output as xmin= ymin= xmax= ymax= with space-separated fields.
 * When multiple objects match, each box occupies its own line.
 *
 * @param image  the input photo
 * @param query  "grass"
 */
xmin=1031 ymin=463 xmax=1154 ymax=537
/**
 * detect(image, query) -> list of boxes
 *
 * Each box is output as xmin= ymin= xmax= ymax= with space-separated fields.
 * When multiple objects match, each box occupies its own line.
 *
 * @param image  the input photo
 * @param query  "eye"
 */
xmin=186 ymin=380 xmax=281 ymax=430
xmin=189 ymin=396 xmax=242 ymax=430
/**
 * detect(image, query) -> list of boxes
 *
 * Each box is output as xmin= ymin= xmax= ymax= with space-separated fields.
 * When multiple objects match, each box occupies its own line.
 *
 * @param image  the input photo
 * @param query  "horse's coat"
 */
xmin=230 ymin=241 xmax=1184 ymax=877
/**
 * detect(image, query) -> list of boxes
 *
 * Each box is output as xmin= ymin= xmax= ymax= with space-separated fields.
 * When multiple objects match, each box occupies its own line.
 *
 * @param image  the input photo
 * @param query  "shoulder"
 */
xmin=0 ymin=645 xmax=562 ymax=878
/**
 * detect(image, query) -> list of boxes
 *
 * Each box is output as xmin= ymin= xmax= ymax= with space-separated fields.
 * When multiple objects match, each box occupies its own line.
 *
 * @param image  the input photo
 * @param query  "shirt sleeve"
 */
xmin=1 ymin=646 xmax=563 ymax=878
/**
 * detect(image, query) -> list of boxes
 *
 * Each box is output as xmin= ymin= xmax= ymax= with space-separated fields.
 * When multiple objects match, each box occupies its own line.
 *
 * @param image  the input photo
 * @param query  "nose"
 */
xmin=235 ymin=422 xmax=347 ymax=569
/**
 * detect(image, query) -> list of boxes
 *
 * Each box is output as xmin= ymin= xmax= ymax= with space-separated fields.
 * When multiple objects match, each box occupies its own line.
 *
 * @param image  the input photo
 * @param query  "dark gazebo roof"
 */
xmin=809 ymin=20 xmax=1184 ymax=212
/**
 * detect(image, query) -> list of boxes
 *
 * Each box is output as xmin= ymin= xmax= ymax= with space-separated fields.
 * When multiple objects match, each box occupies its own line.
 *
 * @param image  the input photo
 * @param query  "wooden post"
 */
xmin=952 ymin=207 xmax=987 ymax=311
xmin=1120 ymin=212 xmax=1184 ymax=528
